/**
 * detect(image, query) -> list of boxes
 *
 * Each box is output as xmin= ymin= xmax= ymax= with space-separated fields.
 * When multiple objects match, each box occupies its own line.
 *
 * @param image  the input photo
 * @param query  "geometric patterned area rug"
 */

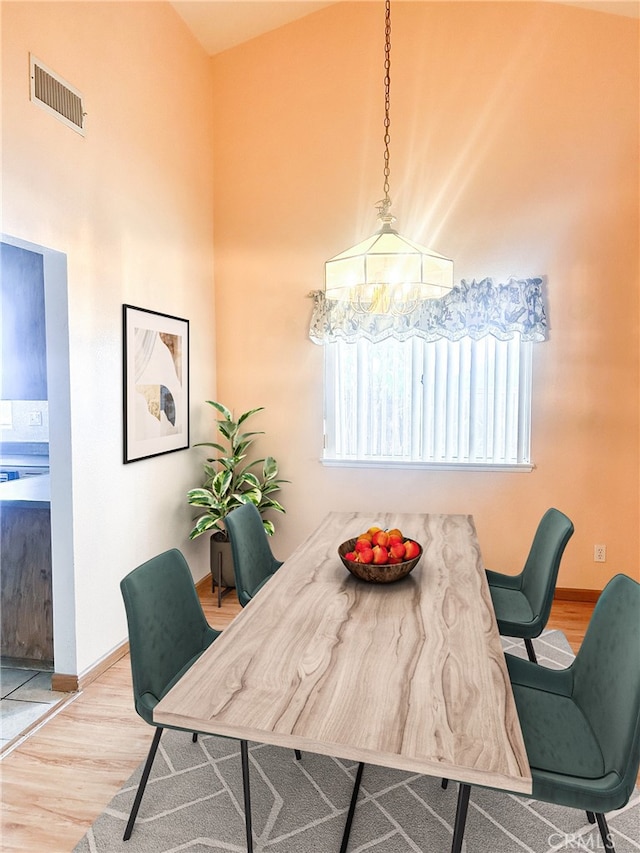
xmin=73 ymin=631 xmax=640 ymax=853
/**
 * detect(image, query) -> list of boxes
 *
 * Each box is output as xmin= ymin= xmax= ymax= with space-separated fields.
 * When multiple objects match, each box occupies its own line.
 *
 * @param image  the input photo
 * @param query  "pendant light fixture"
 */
xmin=324 ymin=0 xmax=454 ymax=315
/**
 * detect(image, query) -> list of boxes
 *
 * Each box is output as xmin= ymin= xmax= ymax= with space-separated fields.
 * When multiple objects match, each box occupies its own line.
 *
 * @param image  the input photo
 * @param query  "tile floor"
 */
xmin=0 ymin=665 xmax=71 ymax=752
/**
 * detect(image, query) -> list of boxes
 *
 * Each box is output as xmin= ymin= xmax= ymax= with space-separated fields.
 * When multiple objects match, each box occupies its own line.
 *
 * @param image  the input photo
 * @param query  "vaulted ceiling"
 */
xmin=170 ymin=1 xmax=638 ymax=56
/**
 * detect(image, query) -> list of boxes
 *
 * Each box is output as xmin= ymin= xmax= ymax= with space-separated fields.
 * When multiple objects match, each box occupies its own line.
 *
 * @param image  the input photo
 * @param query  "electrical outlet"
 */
xmin=28 ymin=411 xmax=42 ymax=426
xmin=593 ymin=544 xmax=606 ymax=563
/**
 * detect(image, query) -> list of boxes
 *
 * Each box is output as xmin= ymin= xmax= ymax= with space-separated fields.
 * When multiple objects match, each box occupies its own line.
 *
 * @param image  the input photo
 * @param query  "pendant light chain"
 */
xmin=323 ymin=0 xmax=454 ymax=313
xmin=378 ymin=0 xmax=393 ymax=222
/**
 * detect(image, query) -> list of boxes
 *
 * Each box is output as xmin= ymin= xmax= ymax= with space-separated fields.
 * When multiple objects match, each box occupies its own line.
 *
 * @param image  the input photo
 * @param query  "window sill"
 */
xmin=321 ymin=458 xmax=534 ymax=473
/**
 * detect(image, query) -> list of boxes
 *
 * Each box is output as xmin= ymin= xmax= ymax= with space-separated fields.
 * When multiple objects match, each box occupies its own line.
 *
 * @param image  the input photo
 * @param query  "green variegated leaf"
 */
xmin=263 ymin=456 xmax=278 ymax=479
xmin=235 ymin=487 xmax=262 ymax=505
xmin=237 ymin=407 xmax=264 ymax=426
xmin=262 ymin=480 xmax=287 ymax=495
xmin=206 ymin=400 xmax=232 ymax=420
xmin=238 ymin=429 xmax=264 ymax=441
xmin=186 ymin=488 xmax=215 ymax=507
xmin=211 ymin=470 xmax=232 ymax=499
xmin=241 ymin=472 xmax=261 ymax=488
xmin=262 ymin=498 xmax=286 ymax=514
xmin=203 ymin=467 xmax=219 ymax=481
xmin=189 ymin=515 xmax=223 ymax=539
xmin=195 ymin=441 xmax=227 ymax=454
xmin=218 ymin=422 xmax=235 ymax=442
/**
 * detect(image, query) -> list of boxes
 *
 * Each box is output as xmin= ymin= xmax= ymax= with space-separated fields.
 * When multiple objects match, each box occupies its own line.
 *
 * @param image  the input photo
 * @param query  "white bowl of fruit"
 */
xmin=338 ymin=525 xmax=423 ymax=584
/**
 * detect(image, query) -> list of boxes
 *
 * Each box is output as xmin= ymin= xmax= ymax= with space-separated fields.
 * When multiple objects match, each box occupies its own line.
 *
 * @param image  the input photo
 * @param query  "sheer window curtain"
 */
xmin=309 ymin=278 xmax=547 ymax=345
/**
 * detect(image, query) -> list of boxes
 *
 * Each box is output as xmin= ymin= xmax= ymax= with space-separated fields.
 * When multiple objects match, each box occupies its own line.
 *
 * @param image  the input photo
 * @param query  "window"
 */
xmin=323 ymin=335 xmax=533 ymax=469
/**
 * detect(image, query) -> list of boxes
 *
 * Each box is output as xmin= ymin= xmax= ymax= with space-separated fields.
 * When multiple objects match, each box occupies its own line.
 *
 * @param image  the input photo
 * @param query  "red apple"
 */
xmin=372 ymin=545 xmax=389 ymax=564
xmin=355 ymin=538 xmax=372 ymax=552
xmin=344 ymin=551 xmax=357 ymax=562
xmin=403 ymin=540 xmax=420 ymax=559
xmin=359 ymin=547 xmax=374 ymax=564
xmin=372 ymin=530 xmax=389 ymax=547
xmin=387 ymin=533 xmax=403 ymax=547
xmin=390 ymin=542 xmax=406 ymax=561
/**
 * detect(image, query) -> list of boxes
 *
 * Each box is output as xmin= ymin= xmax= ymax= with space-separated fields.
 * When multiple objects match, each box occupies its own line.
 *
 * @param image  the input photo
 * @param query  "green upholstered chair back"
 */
xmin=225 ymin=503 xmax=282 ymax=607
xmin=120 ymin=549 xmax=216 ymax=725
xmin=572 ymin=574 xmax=640 ymax=790
xmin=520 ymin=508 xmax=574 ymax=625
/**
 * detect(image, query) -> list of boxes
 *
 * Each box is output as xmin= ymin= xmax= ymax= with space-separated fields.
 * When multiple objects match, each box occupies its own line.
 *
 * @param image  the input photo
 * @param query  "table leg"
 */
xmin=451 ymin=783 xmax=471 ymax=853
xmin=339 ymin=761 xmax=365 ymax=853
xmin=240 ymin=740 xmax=253 ymax=852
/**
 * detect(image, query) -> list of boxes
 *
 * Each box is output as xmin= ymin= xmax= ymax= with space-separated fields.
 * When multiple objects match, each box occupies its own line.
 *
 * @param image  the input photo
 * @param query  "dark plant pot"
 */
xmin=210 ymin=532 xmax=236 ymax=592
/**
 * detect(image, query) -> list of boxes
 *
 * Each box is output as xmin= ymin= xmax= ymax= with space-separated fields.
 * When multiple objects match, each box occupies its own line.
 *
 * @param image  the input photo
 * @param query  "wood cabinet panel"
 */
xmin=0 ymin=505 xmax=53 ymax=663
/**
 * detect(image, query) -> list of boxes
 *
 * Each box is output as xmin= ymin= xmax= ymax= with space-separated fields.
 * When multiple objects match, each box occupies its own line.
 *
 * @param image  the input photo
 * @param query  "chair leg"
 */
xmin=524 ymin=638 xmax=538 ymax=663
xmin=294 ymin=749 xmax=302 ymax=761
xmin=595 ymin=813 xmax=616 ymax=853
xmin=451 ymin=784 xmax=471 ymax=853
xmin=339 ymin=761 xmax=365 ymax=853
xmin=441 ymin=778 xmax=449 ymax=789
xmin=240 ymin=740 xmax=253 ymax=853
xmin=587 ymin=810 xmax=596 ymax=823
xmin=124 ymin=726 xmax=163 ymax=841
xmin=192 ymin=732 xmax=198 ymax=743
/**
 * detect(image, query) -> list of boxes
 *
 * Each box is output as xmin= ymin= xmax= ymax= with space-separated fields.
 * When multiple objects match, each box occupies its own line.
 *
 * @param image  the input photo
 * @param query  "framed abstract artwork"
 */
xmin=123 ymin=304 xmax=189 ymax=463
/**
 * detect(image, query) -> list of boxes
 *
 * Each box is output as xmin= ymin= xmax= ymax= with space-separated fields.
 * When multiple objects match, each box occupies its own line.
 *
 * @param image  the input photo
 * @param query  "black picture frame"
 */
xmin=123 ymin=304 xmax=189 ymax=463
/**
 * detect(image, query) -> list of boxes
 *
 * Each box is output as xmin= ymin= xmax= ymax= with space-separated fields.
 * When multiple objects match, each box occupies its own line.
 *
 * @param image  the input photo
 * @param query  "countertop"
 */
xmin=0 ymin=474 xmax=50 ymax=508
xmin=0 ymin=454 xmax=50 ymax=468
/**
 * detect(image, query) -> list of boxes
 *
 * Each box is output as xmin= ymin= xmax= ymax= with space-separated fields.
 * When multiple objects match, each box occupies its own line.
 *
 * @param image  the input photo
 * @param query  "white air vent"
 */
xmin=30 ymin=55 xmax=85 ymax=135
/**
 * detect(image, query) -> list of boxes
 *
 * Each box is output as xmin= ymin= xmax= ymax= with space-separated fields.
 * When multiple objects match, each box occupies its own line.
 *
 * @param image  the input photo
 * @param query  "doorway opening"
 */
xmin=0 ymin=234 xmax=76 ymax=684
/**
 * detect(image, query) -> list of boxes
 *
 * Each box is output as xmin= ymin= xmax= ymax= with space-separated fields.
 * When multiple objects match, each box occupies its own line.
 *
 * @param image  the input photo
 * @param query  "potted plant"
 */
xmin=187 ymin=400 xmax=287 ymax=599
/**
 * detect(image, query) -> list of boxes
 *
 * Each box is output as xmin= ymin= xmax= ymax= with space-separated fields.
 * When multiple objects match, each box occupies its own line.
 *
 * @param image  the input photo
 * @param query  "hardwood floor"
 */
xmin=546 ymin=598 xmax=596 ymax=655
xmin=0 ymin=590 xmax=600 ymax=853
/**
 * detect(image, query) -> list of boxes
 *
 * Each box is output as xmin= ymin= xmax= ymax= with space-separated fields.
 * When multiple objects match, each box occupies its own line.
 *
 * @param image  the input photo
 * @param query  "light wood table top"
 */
xmin=155 ymin=512 xmax=532 ymax=794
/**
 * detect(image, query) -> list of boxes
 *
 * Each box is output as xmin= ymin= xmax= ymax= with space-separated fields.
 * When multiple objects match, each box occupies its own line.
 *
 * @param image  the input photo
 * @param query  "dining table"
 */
xmin=154 ymin=511 xmax=532 ymax=851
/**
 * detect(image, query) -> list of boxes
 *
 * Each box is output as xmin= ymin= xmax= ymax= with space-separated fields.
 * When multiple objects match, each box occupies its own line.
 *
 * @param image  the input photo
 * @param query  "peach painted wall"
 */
xmin=2 ymin=2 xmax=216 ymax=674
xmin=211 ymin=2 xmax=639 ymax=589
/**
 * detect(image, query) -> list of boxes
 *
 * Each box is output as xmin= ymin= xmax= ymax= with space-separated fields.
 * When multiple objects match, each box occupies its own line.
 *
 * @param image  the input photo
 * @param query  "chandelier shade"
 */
xmin=325 ymin=222 xmax=454 ymax=313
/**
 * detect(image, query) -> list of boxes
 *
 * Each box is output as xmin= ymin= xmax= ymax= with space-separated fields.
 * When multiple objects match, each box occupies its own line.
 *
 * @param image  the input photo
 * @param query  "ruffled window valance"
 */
xmin=308 ymin=277 xmax=547 ymax=345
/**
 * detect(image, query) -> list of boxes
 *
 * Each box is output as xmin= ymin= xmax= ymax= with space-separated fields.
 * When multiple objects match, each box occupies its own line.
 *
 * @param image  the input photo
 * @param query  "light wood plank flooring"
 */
xmin=0 ymin=589 xmax=598 ymax=853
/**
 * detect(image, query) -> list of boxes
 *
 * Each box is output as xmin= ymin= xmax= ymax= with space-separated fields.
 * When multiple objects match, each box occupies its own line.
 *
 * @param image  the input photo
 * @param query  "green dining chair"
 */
xmin=225 ymin=505 xmax=302 ymax=764
xmin=225 ymin=503 xmax=283 ymax=608
xmin=486 ymin=507 xmax=574 ymax=662
xmin=120 ymin=549 xmax=254 ymax=850
xmin=449 ymin=573 xmax=640 ymax=853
